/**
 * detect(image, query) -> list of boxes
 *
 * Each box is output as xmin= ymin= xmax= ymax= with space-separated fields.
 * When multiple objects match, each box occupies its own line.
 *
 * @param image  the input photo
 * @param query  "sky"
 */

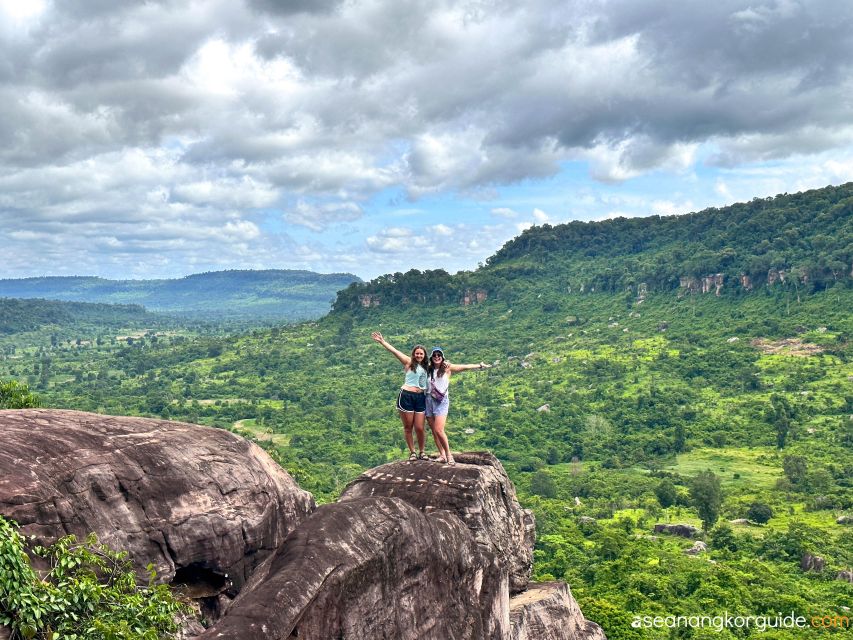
xmin=1 ymin=0 xmax=852 ymax=281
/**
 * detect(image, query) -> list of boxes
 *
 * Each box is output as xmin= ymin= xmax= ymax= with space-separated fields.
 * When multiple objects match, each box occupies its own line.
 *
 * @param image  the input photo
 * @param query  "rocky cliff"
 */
xmin=0 ymin=409 xmax=315 ymax=597
xmin=0 ymin=410 xmax=604 ymax=640
xmin=340 ymin=451 xmax=535 ymax=593
xmin=201 ymin=496 xmax=508 ymax=639
xmin=510 ymin=582 xmax=605 ymax=640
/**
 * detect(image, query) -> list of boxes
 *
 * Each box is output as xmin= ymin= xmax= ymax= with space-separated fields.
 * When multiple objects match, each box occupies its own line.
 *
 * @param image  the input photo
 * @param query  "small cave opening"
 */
xmin=170 ymin=564 xmax=228 ymax=599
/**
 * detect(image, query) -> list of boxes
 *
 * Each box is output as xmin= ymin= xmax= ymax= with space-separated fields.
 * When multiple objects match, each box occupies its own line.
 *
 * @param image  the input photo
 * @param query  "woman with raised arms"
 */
xmin=425 ymin=346 xmax=491 ymax=465
xmin=371 ymin=331 xmax=429 ymax=460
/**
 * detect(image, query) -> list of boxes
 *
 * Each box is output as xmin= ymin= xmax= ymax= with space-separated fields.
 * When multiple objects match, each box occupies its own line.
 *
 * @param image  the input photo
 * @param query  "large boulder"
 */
xmin=653 ymin=523 xmax=699 ymax=538
xmin=339 ymin=451 xmax=535 ymax=593
xmin=201 ymin=496 xmax=508 ymax=640
xmin=800 ymin=553 xmax=825 ymax=572
xmin=684 ymin=541 xmax=708 ymax=555
xmin=510 ymin=582 xmax=606 ymax=640
xmin=0 ymin=409 xmax=315 ymax=595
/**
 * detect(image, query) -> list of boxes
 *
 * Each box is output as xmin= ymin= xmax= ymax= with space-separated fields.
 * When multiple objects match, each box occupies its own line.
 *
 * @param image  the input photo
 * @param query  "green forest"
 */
xmin=1 ymin=183 xmax=851 ymax=638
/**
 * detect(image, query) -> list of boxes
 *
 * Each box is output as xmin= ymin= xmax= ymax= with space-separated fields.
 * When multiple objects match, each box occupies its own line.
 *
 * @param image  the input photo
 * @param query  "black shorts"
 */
xmin=397 ymin=389 xmax=426 ymax=413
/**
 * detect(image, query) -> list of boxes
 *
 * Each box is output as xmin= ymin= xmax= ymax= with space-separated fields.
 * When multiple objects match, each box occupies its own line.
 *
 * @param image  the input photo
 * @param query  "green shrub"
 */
xmin=654 ymin=479 xmax=677 ymax=508
xmin=0 ymin=380 xmax=38 ymax=409
xmin=0 ymin=516 xmax=188 ymax=640
xmin=746 ymin=502 xmax=773 ymax=524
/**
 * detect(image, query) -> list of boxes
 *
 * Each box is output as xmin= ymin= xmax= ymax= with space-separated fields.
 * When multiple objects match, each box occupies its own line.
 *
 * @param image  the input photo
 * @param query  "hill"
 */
xmin=333 ymin=182 xmax=852 ymax=310
xmin=0 ymin=269 xmax=361 ymax=322
xmin=0 ymin=297 xmax=155 ymax=336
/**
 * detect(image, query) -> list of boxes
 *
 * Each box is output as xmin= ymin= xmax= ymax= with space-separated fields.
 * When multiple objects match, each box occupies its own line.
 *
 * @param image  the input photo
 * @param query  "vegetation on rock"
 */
xmin=0 ymin=516 xmax=187 ymax=640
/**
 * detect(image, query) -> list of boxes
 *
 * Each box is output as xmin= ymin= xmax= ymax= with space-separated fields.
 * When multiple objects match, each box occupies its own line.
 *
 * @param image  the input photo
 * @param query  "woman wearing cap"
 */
xmin=426 ymin=346 xmax=491 ymax=465
xmin=371 ymin=331 xmax=429 ymax=460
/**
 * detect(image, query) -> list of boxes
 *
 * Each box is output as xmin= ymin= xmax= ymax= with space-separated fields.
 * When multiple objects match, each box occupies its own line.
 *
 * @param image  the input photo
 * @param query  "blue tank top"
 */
xmin=403 ymin=364 xmax=427 ymax=390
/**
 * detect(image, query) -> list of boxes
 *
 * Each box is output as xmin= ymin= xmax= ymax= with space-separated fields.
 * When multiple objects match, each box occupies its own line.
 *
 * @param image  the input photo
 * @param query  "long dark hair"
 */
xmin=428 ymin=351 xmax=448 ymax=378
xmin=408 ymin=345 xmax=427 ymax=372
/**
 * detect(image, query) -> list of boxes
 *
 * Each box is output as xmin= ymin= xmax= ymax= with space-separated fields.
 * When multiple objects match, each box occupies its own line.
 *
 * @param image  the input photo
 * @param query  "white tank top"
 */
xmin=428 ymin=371 xmax=449 ymax=395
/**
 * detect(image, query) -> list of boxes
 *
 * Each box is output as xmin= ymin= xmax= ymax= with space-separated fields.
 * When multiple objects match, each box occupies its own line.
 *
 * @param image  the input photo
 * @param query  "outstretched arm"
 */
xmin=448 ymin=361 xmax=491 ymax=373
xmin=371 ymin=331 xmax=410 ymax=366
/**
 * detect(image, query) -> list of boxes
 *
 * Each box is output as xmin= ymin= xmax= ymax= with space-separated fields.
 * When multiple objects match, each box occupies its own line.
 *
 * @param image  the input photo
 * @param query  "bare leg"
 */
xmin=430 ymin=415 xmax=451 ymax=462
xmin=399 ymin=410 xmax=415 ymax=453
xmin=413 ymin=412 xmax=426 ymax=454
xmin=426 ymin=417 xmax=442 ymax=459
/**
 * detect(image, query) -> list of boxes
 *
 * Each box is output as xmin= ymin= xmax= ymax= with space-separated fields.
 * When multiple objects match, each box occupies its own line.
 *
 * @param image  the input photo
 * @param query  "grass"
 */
xmin=232 ymin=419 xmax=292 ymax=446
xmin=667 ymin=447 xmax=782 ymax=491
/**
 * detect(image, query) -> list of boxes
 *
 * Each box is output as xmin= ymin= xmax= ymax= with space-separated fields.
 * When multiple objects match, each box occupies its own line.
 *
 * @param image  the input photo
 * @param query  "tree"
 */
xmin=530 ymin=470 xmax=557 ymax=498
xmin=690 ymin=470 xmax=722 ymax=531
xmin=709 ymin=522 xmax=738 ymax=552
xmin=746 ymin=502 xmax=773 ymax=524
xmin=783 ymin=455 xmax=808 ymax=486
xmin=655 ymin=479 xmax=677 ymax=508
xmin=673 ymin=423 xmax=686 ymax=453
xmin=770 ymin=394 xmax=792 ymax=449
xmin=0 ymin=380 xmax=39 ymax=409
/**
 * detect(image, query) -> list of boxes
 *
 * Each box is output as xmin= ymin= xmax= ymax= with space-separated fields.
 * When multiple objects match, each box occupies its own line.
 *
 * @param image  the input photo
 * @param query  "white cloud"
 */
xmin=284 ymin=200 xmax=363 ymax=231
xmin=1 ymin=0 xmax=852 ymax=278
xmin=171 ymin=177 xmax=278 ymax=208
xmin=715 ymin=179 xmax=733 ymax=200
xmin=532 ymin=208 xmax=549 ymax=223
xmin=366 ymin=227 xmax=428 ymax=254
xmin=427 ymin=224 xmax=453 ymax=236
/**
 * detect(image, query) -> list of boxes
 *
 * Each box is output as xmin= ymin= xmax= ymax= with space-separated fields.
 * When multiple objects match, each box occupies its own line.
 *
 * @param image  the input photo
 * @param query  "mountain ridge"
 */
xmin=0 ymin=269 xmax=361 ymax=322
xmin=333 ymin=182 xmax=852 ymax=311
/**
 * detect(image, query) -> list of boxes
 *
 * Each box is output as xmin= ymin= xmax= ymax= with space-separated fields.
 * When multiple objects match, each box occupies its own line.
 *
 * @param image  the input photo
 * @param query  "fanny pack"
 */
xmin=429 ymin=386 xmax=446 ymax=402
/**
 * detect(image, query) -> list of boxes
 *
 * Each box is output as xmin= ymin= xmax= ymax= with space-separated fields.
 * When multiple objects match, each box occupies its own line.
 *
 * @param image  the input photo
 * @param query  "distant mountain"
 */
xmin=0 ymin=269 xmax=361 ymax=322
xmin=333 ymin=182 xmax=852 ymax=310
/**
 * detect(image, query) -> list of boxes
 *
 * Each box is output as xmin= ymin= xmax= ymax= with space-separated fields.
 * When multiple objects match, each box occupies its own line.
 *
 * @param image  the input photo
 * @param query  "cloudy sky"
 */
xmin=2 ymin=0 xmax=852 ymax=281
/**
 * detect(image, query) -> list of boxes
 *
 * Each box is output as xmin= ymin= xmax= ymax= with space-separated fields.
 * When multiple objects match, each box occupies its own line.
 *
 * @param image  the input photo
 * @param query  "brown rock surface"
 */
xmin=800 ymin=553 xmax=825 ymax=572
xmin=510 ymin=582 xmax=606 ymax=640
xmin=201 ymin=496 xmax=507 ymax=640
xmin=339 ymin=451 xmax=535 ymax=593
xmin=653 ymin=523 xmax=699 ymax=538
xmin=0 ymin=409 xmax=315 ymax=593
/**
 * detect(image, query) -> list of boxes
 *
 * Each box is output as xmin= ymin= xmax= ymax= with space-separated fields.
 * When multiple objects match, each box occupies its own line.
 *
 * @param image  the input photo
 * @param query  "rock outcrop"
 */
xmin=463 ymin=288 xmax=488 ymax=305
xmin=201 ymin=497 xmax=507 ymax=639
xmin=801 ymin=553 xmax=825 ymax=572
xmin=358 ymin=293 xmax=381 ymax=307
xmin=679 ymin=274 xmax=723 ymax=295
xmin=684 ymin=541 xmax=708 ymax=555
xmin=653 ymin=523 xmax=699 ymax=538
xmin=0 ymin=409 xmax=315 ymax=596
xmin=509 ymin=582 xmax=606 ymax=640
xmin=2 ymin=412 xmax=603 ymax=640
xmin=339 ymin=451 xmax=535 ymax=593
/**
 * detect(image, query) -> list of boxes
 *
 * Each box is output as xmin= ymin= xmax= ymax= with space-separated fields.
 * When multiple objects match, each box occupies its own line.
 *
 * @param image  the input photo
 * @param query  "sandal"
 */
xmin=408 ymin=451 xmax=418 ymax=461
xmin=418 ymin=451 xmax=428 ymax=460
xmin=447 ymin=455 xmax=456 ymax=466
xmin=436 ymin=455 xmax=447 ymax=464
